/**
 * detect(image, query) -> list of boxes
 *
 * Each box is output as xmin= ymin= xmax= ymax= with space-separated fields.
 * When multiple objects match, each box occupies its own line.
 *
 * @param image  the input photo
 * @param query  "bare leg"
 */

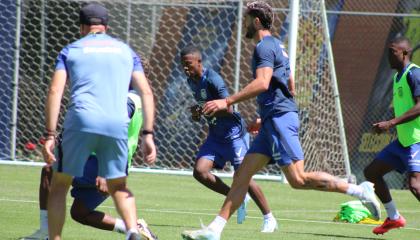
xmin=47 ymin=171 xmax=72 ymax=240
xmin=195 ymin=158 xmax=271 ymax=215
xmin=364 ymin=159 xmax=394 ymax=203
xmin=106 ymin=177 xmax=137 ymax=231
xmin=40 ymin=166 xmax=53 ymax=210
xmin=193 ymin=158 xmax=230 ymax=195
xmin=281 ymin=160 xmax=349 ymax=192
xmin=70 ymin=199 xmax=116 ymax=231
xmin=408 ymin=172 xmax=420 ymax=201
xmin=248 ymin=178 xmax=271 ymax=215
xmin=218 ymin=153 xmax=270 ymax=220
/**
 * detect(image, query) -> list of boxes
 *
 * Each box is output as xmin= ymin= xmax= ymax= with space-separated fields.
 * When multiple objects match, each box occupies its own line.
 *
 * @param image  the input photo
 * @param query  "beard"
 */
xmin=245 ymin=24 xmax=256 ymax=39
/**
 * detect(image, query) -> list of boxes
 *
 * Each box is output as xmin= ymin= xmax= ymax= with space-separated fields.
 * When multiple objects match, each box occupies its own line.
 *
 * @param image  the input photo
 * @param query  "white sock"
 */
xmin=263 ymin=212 xmax=274 ymax=220
xmin=384 ymin=200 xmax=400 ymax=220
xmin=113 ymin=218 xmax=127 ymax=234
xmin=40 ymin=209 xmax=48 ymax=232
xmin=125 ymin=228 xmax=139 ymax=240
xmin=244 ymin=193 xmax=251 ymax=202
xmin=207 ymin=216 xmax=226 ymax=235
xmin=345 ymin=184 xmax=363 ymax=198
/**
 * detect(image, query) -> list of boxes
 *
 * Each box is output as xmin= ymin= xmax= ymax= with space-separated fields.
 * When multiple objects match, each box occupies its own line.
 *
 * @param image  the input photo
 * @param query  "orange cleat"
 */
xmin=373 ymin=216 xmax=406 ymax=235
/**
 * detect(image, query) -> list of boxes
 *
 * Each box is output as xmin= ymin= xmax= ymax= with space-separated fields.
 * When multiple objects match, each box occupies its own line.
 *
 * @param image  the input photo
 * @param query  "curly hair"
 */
xmin=246 ymin=1 xmax=274 ymax=30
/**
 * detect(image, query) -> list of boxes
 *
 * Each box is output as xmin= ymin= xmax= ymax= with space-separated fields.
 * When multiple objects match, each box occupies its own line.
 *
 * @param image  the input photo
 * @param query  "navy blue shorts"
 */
xmin=196 ymin=133 xmax=250 ymax=170
xmin=376 ymin=140 xmax=420 ymax=174
xmin=248 ymin=112 xmax=304 ymax=166
xmin=71 ymin=155 xmax=108 ymax=211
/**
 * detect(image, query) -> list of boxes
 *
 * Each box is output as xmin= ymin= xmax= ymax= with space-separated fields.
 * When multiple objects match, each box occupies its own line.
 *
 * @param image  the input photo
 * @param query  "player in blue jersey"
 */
xmin=42 ymin=3 xmax=155 ymax=240
xmin=22 ymin=61 xmax=157 ymax=240
xmin=180 ymin=46 xmax=277 ymax=232
xmin=364 ymin=36 xmax=420 ymax=235
xmin=182 ymin=1 xmax=380 ymax=239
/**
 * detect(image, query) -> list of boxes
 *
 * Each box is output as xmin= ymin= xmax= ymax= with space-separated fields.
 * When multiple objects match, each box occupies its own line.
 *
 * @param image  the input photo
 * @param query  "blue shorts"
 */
xmin=70 ymin=153 xmax=108 ymax=211
xmin=196 ymin=133 xmax=249 ymax=170
xmin=70 ymin=186 xmax=109 ymax=211
xmin=376 ymin=140 xmax=420 ymax=174
xmin=54 ymin=130 xmax=129 ymax=179
xmin=248 ymin=112 xmax=304 ymax=166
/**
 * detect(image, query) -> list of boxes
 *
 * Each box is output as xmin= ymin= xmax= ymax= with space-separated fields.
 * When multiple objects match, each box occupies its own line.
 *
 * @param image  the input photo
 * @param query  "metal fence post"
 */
xmin=11 ymin=0 xmax=22 ymax=161
xmin=233 ymin=0 xmax=243 ymax=98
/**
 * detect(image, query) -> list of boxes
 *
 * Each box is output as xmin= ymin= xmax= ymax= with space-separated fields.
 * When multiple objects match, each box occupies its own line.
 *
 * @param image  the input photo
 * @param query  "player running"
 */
xmin=180 ymin=46 xmax=277 ymax=232
xmin=364 ymin=36 xmax=420 ymax=235
xmin=182 ymin=1 xmax=380 ymax=239
xmin=22 ymin=60 xmax=157 ymax=240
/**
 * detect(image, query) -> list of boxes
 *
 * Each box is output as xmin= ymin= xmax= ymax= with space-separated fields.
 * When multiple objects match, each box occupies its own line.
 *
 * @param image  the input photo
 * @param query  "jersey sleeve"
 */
xmin=54 ymin=47 xmax=69 ymax=71
xmin=131 ymin=49 xmax=144 ymax=73
xmin=408 ymin=67 xmax=420 ymax=97
xmin=209 ymin=71 xmax=229 ymax=99
xmin=255 ymin=41 xmax=275 ymax=69
xmin=127 ymin=97 xmax=135 ymax=119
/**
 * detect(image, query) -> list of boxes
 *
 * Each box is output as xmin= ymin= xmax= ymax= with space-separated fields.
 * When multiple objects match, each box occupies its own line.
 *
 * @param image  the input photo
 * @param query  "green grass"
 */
xmin=0 ymin=164 xmax=419 ymax=240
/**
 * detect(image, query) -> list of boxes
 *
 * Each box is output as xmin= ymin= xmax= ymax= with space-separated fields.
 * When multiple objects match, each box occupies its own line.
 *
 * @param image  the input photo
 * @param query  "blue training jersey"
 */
xmin=187 ymin=68 xmax=245 ymax=142
xmin=397 ymin=63 xmax=420 ymax=97
xmin=252 ymin=35 xmax=298 ymax=120
xmin=55 ymin=33 xmax=143 ymax=139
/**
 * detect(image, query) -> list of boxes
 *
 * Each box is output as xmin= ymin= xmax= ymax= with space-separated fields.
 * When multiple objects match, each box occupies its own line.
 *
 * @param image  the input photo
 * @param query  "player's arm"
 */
xmin=131 ymin=71 xmax=154 ymax=131
xmin=373 ymin=69 xmax=420 ymax=133
xmin=203 ymin=43 xmax=274 ymax=116
xmin=202 ymin=67 xmax=272 ymax=116
xmin=43 ymin=69 xmax=67 ymax=164
xmin=211 ymin=72 xmax=235 ymax=117
xmin=288 ymin=72 xmax=296 ymax=97
xmin=392 ymin=96 xmax=420 ymax=124
xmin=373 ymin=97 xmax=420 ymax=133
xmin=131 ymin=70 xmax=156 ymax=164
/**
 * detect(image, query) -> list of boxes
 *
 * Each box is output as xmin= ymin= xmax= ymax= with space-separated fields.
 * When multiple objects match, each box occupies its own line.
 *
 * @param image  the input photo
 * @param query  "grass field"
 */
xmin=0 ymin=164 xmax=418 ymax=240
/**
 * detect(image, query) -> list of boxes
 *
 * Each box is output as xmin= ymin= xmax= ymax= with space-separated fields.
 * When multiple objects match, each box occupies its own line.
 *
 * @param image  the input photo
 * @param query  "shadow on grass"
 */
xmin=284 ymin=230 xmax=385 ymax=240
xmin=149 ymin=223 xmax=198 ymax=229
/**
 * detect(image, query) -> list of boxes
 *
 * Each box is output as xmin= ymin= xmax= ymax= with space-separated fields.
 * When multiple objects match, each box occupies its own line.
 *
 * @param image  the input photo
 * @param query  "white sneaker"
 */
xmin=261 ymin=217 xmax=278 ymax=233
xmin=20 ymin=229 xmax=48 ymax=240
xmin=137 ymin=218 xmax=158 ymax=240
xmin=126 ymin=232 xmax=142 ymax=240
xmin=358 ymin=181 xmax=381 ymax=220
xmin=237 ymin=194 xmax=251 ymax=224
xmin=181 ymin=227 xmax=220 ymax=240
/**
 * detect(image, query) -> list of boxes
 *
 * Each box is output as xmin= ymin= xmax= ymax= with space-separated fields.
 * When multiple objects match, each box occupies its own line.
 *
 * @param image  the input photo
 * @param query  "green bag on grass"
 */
xmin=333 ymin=200 xmax=382 ymax=224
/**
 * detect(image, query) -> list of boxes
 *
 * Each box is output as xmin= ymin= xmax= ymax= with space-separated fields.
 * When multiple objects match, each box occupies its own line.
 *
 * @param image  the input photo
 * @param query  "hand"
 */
xmin=142 ymin=134 xmax=156 ymax=164
xmin=190 ymin=105 xmax=202 ymax=122
xmin=42 ymin=137 xmax=56 ymax=165
xmin=202 ymin=99 xmax=228 ymax=116
xmin=372 ymin=120 xmax=395 ymax=134
xmin=289 ymin=89 xmax=296 ymax=97
xmin=247 ymin=118 xmax=261 ymax=135
xmin=95 ymin=177 xmax=109 ymax=196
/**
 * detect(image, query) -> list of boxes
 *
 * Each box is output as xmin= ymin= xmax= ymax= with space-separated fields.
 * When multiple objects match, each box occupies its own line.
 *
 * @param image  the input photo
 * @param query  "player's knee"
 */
xmin=193 ymin=168 xmax=209 ymax=181
xmin=41 ymin=165 xmax=53 ymax=179
xmin=70 ymin=206 xmax=88 ymax=224
xmin=288 ymin=176 xmax=306 ymax=189
xmin=408 ymin=177 xmax=420 ymax=201
xmin=363 ymin=164 xmax=376 ymax=180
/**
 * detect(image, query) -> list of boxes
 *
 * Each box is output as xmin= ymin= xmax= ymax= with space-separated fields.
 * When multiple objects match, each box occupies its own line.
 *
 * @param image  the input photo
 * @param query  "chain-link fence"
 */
xmin=327 ymin=0 xmax=420 ymax=188
xmin=0 ymin=0 xmax=419 ymax=188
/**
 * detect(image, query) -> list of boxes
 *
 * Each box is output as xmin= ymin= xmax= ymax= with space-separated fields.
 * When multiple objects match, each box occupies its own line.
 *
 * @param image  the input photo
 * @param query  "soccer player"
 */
xmin=42 ymin=3 xmax=155 ymax=240
xmin=180 ymin=46 xmax=277 ymax=232
xmin=21 ymin=63 xmax=157 ymax=240
xmin=181 ymin=1 xmax=380 ymax=239
xmin=364 ymin=36 xmax=420 ymax=235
